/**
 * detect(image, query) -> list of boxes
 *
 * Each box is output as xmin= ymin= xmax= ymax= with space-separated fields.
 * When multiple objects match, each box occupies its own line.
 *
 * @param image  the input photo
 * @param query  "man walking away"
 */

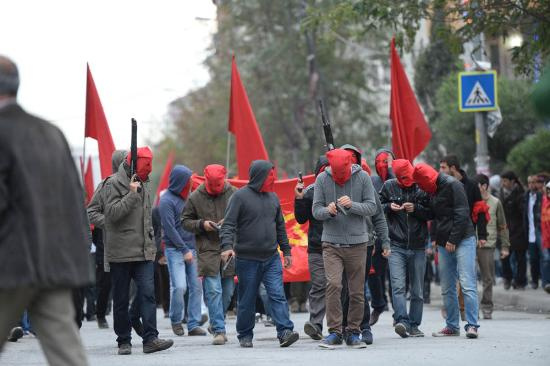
xmin=525 ymin=175 xmax=543 ymax=289
xmin=220 ymin=160 xmax=299 ymax=348
xmin=0 ymin=55 xmax=93 ymax=365
xmin=313 ymin=149 xmax=378 ymax=349
xmin=103 ymin=148 xmax=173 ymax=355
xmin=182 ymin=164 xmax=237 ymax=345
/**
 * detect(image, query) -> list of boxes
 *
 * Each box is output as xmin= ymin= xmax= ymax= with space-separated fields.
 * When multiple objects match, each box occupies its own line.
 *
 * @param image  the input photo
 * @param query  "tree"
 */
xmin=155 ymin=0 xmax=392 ymax=176
xmin=507 ymin=129 xmax=550 ymax=180
xmin=306 ymin=0 xmax=550 ymax=76
xmin=431 ymin=73 xmax=542 ymax=174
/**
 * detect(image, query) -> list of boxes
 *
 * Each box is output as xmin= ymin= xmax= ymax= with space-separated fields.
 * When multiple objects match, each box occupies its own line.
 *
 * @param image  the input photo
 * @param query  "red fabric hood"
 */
xmin=260 ymin=168 xmax=276 ymax=192
xmin=327 ymin=149 xmax=353 ymax=186
xmin=413 ymin=163 xmax=438 ymax=194
xmin=375 ymin=152 xmax=390 ymax=181
xmin=393 ymin=159 xmax=414 ymax=188
xmin=361 ymin=158 xmax=372 ymax=176
xmin=126 ymin=147 xmax=153 ymax=181
xmin=204 ymin=164 xmax=227 ymax=196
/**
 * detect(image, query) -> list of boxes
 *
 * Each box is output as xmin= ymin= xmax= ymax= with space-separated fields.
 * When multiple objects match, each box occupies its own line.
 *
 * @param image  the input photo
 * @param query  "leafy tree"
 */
xmin=431 ymin=73 xmax=542 ymax=174
xmin=507 ymin=129 xmax=550 ymax=180
xmin=306 ymin=0 xmax=550 ymax=77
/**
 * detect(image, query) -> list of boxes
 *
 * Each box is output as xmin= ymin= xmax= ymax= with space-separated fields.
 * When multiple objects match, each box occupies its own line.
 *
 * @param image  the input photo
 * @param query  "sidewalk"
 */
xmin=429 ymin=282 xmax=550 ymax=314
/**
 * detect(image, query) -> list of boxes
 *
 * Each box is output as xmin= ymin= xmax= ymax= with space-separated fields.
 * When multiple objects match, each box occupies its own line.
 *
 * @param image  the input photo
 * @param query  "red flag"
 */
xmin=228 ymin=56 xmax=269 ymax=179
xmin=390 ymin=38 xmax=432 ymax=161
xmin=155 ymin=151 xmax=175 ymax=205
xmin=84 ymin=156 xmax=94 ymax=205
xmin=85 ymin=64 xmax=116 ymax=179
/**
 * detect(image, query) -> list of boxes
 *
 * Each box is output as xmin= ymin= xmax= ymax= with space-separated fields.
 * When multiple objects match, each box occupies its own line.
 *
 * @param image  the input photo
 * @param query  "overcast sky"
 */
xmin=1 ymin=0 xmax=217 ymax=157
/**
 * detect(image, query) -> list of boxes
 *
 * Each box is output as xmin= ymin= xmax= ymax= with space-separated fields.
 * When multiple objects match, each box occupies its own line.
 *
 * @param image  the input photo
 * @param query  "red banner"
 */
xmin=192 ymin=174 xmax=316 ymax=282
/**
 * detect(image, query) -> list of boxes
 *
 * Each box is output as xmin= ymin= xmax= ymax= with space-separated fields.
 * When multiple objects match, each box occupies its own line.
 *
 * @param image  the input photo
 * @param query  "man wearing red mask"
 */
xmin=104 ymin=147 xmax=174 ymax=355
xmin=312 ymin=148 xmax=379 ymax=349
xmin=182 ymin=164 xmax=237 ymax=345
xmin=220 ymin=160 xmax=299 ymax=348
xmin=379 ymin=159 xmax=433 ymax=338
xmin=413 ymin=163 xmax=479 ymax=339
xmin=159 ymin=165 xmax=207 ymax=338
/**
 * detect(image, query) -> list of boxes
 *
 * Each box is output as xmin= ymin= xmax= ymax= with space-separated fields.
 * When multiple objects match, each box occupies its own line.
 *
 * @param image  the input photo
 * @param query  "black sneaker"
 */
xmin=143 ymin=338 xmax=174 ymax=354
xmin=304 ymin=321 xmax=323 ymax=340
xmin=8 ymin=327 xmax=24 ymax=342
xmin=279 ymin=330 xmax=299 ymax=347
xmin=319 ymin=333 xmax=343 ymax=349
xmin=345 ymin=332 xmax=366 ymax=349
xmin=394 ymin=323 xmax=410 ymax=338
xmin=239 ymin=337 xmax=253 ymax=348
xmin=409 ymin=327 xmax=424 ymax=337
xmin=97 ymin=318 xmax=109 ymax=329
xmin=188 ymin=327 xmax=207 ymax=336
xmin=369 ymin=309 xmax=382 ymax=326
xmin=118 ymin=343 xmax=132 ymax=355
xmin=172 ymin=323 xmax=185 ymax=336
xmin=361 ymin=329 xmax=373 ymax=345
xmin=200 ymin=314 xmax=209 ymax=326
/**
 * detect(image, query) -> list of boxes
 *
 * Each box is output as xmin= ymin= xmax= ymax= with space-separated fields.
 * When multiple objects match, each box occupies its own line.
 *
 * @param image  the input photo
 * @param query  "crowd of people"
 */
xmin=2 ymin=55 xmax=550 ymax=365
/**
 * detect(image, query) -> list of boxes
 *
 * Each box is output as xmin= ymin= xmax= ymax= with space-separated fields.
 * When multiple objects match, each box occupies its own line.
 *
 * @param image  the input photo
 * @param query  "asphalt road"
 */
xmin=2 ymin=302 xmax=549 ymax=366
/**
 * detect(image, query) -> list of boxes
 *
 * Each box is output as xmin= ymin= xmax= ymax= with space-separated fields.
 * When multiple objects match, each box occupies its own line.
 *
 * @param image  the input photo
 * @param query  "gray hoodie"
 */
xmin=313 ymin=164 xmax=378 ymax=245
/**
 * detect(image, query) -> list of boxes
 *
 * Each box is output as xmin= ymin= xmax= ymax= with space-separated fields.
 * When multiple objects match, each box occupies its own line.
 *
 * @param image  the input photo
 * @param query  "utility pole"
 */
xmin=475 ymin=112 xmax=490 ymax=175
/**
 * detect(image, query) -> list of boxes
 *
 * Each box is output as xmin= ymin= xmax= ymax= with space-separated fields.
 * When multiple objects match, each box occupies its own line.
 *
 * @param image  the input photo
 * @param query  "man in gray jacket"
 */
xmin=313 ymin=148 xmax=378 ymax=349
xmin=103 ymin=147 xmax=173 ymax=355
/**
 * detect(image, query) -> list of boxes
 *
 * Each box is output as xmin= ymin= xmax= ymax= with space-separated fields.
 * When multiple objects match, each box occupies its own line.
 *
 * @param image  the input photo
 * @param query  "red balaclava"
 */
xmin=361 ymin=158 xmax=372 ymax=176
xmin=375 ymin=152 xmax=390 ymax=181
xmin=126 ymin=147 xmax=153 ymax=181
xmin=180 ymin=179 xmax=192 ymax=200
xmin=204 ymin=164 xmax=227 ymax=196
xmin=393 ymin=159 xmax=415 ymax=188
xmin=327 ymin=149 xmax=353 ymax=186
xmin=413 ymin=163 xmax=438 ymax=194
xmin=260 ymin=168 xmax=276 ymax=192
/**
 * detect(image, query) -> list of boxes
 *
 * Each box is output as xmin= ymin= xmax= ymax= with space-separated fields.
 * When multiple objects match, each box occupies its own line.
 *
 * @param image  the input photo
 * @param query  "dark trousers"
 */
xmin=110 ymin=261 xmax=158 ymax=345
xmin=528 ymin=233 xmax=542 ymax=284
xmin=95 ymin=263 xmax=111 ymax=319
xmin=235 ymin=253 xmax=294 ymax=340
xmin=72 ymin=288 xmax=85 ymax=329
xmin=424 ymin=259 xmax=434 ymax=301
xmin=154 ymin=262 xmax=170 ymax=314
xmin=368 ymin=246 xmax=388 ymax=313
xmin=501 ymin=249 xmax=527 ymax=287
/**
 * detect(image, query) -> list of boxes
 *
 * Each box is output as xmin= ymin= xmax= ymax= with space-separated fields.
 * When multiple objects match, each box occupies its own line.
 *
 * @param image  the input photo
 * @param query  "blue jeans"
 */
xmin=388 ymin=246 xmax=426 ymax=330
xmin=438 ymin=236 xmax=479 ymax=331
xmin=166 ymin=248 xmax=202 ymax=330
xmin=203 ymin=274 xmax=235 ymax=334
xmin=235 ymin=253 xmax=294 ymax=340
xmin=110 ymin=261 xmax=159 ymax=344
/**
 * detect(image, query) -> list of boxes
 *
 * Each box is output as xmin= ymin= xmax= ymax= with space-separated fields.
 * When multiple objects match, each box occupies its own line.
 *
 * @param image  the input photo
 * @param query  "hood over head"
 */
xmin=413 ymin=163 xmax=438 ymax=194
xmin=248 ymin=160 xmax=275 ymax=192
xmin=112 ymin=150 xmax=128 ymax=174
xmin=168 ymin=164 xmax=193 ymax=199
xmin=204 ymin=164 xmax=227 ymax=196
xmin=375 ymin=148 xmax=395 ymax=181
xmin=393 ymin=159 xmax=415 ymax=188
xmin=314 ymin=156 xmax=329 ymax=177
xmin=326 ymin=148 xmax=353 ymax=186
xmin=125 ymin=147 xmax=153 ymax=181
xmin=340 ymin=144 xmax=362 ymax=165
xmin=361 ymin=158 xmax=372 ymax=175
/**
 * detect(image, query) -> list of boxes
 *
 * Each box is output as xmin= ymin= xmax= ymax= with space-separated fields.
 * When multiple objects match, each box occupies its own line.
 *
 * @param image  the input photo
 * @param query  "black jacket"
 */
xmin=458 ymin=169 xmax=488 ymax=240
xmin=0 ymin=104 xmax=93 ymax=288
xmin=220 ymin=160 xmax=291 ymax=260
xmin=294 ymin=156 xmax=327 ymax=254
xmin=379 ymin=180 xmax=433 ymax=249
xmin=500 ymin=184 xmax=527 ymax=250
xmin=430 ymin=173 xmax=475 ymax=247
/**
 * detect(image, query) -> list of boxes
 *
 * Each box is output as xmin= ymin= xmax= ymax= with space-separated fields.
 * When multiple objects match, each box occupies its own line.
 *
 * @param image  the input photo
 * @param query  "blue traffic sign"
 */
xmin=458 ymin=71 xmax=498 ymax=112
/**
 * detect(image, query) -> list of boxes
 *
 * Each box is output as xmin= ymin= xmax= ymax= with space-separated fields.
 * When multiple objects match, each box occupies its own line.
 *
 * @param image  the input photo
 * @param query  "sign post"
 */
xmin=458 ymin=71 xmax=498 ymax=175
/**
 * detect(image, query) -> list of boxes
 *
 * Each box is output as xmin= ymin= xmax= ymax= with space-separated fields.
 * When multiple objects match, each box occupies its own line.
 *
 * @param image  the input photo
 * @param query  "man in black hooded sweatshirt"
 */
xmin=220 ymin=160 xmax=299 ymax=348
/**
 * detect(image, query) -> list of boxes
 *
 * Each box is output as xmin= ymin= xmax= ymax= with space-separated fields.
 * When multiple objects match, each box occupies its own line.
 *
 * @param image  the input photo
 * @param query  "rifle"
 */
xmin=318 ymin=100 xmax=347 ymax=215
xmin=318 ymin=100 xmax=335 ymax=151
xmin=130 ymin=118 xmax=142 ymax=193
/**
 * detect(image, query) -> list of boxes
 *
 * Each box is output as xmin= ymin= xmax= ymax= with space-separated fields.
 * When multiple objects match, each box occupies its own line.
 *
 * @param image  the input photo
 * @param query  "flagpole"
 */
xmin=226 ymin=132 xmax=231 ymax=172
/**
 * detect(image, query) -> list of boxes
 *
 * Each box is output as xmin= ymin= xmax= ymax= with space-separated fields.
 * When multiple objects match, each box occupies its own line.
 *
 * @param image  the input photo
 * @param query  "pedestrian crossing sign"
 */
xmin=458 ymin=71 xmax=498 ymax=112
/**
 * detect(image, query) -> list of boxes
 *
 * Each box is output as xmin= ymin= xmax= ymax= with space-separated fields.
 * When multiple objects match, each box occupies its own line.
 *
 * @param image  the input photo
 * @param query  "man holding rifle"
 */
xmin=103 ymin=136 xmax=173 ymax=355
